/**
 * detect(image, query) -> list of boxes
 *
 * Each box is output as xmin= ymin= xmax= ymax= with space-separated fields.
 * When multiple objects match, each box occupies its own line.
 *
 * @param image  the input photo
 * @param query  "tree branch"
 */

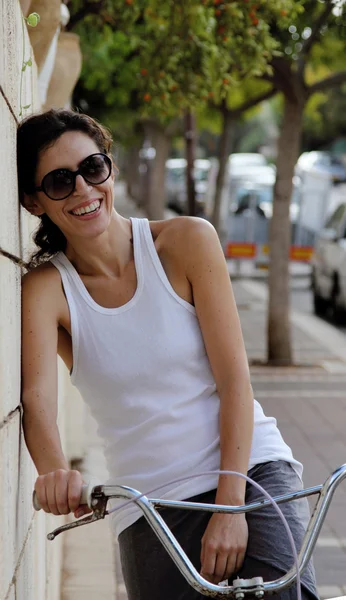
xmin=309 ymin=70 xmax=346 ymax=94
xmin=297 ymin=0 xmax=334 ymax=75
xmin=232 ymin=86 xmax=277 ymax=116
xmin=301 ymin=0 xmax=334 ymax=57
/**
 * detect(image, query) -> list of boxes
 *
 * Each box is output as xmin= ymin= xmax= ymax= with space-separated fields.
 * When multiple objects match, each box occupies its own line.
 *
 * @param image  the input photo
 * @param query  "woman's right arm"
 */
xmin=21 ymin=267 xmax=83 ymax=516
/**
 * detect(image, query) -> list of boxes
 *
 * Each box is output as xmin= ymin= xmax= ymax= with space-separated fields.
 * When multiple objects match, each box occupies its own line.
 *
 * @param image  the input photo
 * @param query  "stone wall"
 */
xmin=0 ymin=2 xmax=85 ymax=598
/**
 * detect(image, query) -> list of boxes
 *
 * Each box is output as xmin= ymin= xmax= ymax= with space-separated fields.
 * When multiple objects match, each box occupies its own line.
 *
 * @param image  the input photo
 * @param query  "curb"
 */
xmin=230 ymin=273 xmax=311 ymax=282
xmin=239 ymin=280 xmax=346 ymax=367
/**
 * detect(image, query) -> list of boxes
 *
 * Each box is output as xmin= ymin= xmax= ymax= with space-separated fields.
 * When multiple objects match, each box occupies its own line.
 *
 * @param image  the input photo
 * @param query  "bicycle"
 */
xmin=33 ymin=463 xmax=346 ymax=599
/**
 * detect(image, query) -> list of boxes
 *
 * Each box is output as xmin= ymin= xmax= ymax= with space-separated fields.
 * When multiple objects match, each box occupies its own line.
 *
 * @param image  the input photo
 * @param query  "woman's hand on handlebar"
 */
xmin=200 ymin=513 xmax=248 ymax=584
xmin=34 ymin=469 xmax=92 ymax=518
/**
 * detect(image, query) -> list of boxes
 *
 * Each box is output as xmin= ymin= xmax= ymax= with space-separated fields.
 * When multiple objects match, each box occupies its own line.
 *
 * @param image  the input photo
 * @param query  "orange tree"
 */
xmin=196 ymin=0 xmax=346 ymax=366
xmin=69 ymin=0 xmax=295 ymax=217
xmin=260 ymin=0 xmax=346 ymax=365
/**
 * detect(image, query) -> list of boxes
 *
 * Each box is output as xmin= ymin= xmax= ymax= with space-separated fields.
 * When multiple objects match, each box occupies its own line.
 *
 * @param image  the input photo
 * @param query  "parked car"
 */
xmin=228 ymin=155 xmax=276 ymax=205
xmin=311 ymin=201 xmax=346 ymax=323
xmin=227 ymin=174 xmax=301 ymax=246
xmin=165 ymin=158 xmax=211 ymax=214
xmin=231 ymin=177 xmax=300 ymax=222
xmin=296 ymin=151 xmax=346 ymax=185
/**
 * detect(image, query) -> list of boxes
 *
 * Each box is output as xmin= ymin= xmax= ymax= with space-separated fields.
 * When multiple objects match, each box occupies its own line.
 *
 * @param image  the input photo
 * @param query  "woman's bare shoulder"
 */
xmin=22 ymin=260 xmax=64 ymax=315
xmin=22 ymin=260 xmax=59 ymax=285
xmin=150 ymin=216 xmax=216 ymax=254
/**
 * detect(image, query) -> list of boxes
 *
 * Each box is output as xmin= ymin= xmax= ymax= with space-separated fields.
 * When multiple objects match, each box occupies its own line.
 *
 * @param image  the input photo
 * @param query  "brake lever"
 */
xmin=46 ymin=486 xmax=108 ymax=541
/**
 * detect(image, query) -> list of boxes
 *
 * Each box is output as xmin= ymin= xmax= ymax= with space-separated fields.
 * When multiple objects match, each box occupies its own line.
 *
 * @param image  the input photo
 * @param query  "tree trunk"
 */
xmin=211 ymin=107 xmax=235 ymax=236
xmin=144 ymin=122 xmax=170 ymax=220
xmin=267 ymin=95 xmax=304 ymax=365
xmin=185 ymin=109 xmax=197 ymax=216
xmin=125 ymin=143 xmax=142 ymax=203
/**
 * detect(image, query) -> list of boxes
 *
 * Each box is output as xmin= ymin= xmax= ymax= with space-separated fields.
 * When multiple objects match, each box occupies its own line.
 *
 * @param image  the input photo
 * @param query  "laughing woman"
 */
xmin=10 ymin=109 xmax=318 ymax=600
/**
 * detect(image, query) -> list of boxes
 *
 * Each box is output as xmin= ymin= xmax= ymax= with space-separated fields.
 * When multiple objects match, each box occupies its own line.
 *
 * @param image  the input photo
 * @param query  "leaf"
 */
xmin=26 ymin=12 xmax=40 ymax=27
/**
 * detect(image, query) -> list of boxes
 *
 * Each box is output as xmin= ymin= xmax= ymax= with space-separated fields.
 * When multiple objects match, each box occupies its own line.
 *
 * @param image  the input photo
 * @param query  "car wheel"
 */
xmin=331 ymin=276 xmax=346 ymax=325
xmin=313 ymin=291 xmax=329 ymax=316
xmin=312 ymin=274 xmax=329 ymax=316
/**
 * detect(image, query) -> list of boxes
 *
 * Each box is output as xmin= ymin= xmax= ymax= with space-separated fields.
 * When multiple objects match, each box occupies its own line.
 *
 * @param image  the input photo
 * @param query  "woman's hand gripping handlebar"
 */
xmin=33 ymin=483 xmax=92 ymax=511
xmin=33 ymin=481 xmax=108 ymax=540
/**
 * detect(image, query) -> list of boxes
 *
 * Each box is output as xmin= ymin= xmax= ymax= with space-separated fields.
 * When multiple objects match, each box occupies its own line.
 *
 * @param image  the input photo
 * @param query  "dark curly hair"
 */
xmin=0 ymin=109 xmax=113 ymax=271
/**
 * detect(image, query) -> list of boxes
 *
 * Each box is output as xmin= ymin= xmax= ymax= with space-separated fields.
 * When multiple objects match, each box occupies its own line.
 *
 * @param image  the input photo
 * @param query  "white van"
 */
xmin=311 ymin=200 xmax=346 ymax=323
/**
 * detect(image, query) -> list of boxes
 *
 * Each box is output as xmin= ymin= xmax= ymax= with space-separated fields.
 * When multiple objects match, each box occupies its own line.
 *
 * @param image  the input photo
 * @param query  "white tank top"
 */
xmin=51 ymin=217 xmax=302 ymax=537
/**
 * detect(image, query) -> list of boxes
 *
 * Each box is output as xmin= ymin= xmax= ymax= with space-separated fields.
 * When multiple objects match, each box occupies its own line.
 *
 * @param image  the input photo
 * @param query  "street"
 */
xmin=231 ymin=274 xmax=346 ymax=599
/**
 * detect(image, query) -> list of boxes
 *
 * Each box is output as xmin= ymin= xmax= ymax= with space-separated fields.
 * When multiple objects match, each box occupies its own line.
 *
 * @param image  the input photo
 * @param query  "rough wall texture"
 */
xmin=0 ymin=2 xmax=85 ymax=599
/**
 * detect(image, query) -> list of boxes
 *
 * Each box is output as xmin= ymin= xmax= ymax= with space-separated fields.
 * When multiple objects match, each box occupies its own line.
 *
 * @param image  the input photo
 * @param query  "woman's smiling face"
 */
xmin=27 ymin=130 xmax=115 ymax=241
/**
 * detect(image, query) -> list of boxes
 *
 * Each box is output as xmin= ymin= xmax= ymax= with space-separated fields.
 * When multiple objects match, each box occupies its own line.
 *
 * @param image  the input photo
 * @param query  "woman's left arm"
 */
xmin=184 ymin=218 xmax=254 ymax=584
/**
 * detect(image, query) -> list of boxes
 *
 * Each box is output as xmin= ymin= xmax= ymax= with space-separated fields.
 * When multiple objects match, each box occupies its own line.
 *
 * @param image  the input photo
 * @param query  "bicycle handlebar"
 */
xmin=32 ymin=464 xmax=346 ymax=599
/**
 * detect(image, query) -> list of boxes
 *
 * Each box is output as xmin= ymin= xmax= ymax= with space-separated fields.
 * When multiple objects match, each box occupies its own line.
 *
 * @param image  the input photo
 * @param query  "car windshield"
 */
xmin=235 ymin=184 xmax=299 ymax=206
xmin=166 ymin=166 xmax=209 ymax=182
xmin=195 ymin=168 xmax=209 ymax=181
xmin=236 ymin=187 xmax=272 ymax=206
xmin=166 ymin=167 xmax=185 ymax=182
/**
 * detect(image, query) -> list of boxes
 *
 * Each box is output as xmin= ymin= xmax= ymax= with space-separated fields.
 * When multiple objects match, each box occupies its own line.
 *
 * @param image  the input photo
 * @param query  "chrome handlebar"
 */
xmin=33 ymin=464 xmax=346 ymax=598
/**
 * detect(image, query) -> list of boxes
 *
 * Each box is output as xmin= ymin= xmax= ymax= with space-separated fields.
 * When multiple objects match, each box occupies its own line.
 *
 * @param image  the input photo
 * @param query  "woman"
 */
xmin=14 ymin=109 xmax=317 ymax=600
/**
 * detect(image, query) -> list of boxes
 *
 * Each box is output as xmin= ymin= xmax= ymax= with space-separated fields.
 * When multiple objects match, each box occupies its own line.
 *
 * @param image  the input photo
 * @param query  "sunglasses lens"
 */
xmin=44 ymin=170 xmax=74 ymax=200
xmin=40 ymin=154 xmax=111 ymax=200
xmin=81 ymin=154 xmax=111 ymax=184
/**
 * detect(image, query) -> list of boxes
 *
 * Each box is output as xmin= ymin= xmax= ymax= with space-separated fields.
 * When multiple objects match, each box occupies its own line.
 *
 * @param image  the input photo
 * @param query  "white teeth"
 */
xmin=72 ymin=200 xmax=101 ymax=216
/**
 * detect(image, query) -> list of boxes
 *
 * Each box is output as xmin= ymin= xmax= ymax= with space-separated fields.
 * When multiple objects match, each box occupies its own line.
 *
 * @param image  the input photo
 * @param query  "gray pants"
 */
xmin=118 ymin=461 xmax=319 ymax=600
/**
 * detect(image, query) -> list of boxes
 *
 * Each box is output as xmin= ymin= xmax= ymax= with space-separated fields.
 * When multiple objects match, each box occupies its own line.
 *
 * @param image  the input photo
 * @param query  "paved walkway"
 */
xmin=61 ymin=189 xmax=346 ymax=600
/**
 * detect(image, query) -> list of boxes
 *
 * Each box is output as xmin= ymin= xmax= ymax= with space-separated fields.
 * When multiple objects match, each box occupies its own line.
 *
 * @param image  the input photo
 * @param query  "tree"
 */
xmin=68 ymin=0 xmax=295 ymax=218
xmin=261 ymin=0 xmax=346 ymax=365
xmin=208 ymin=80 xmax=276 ymax=235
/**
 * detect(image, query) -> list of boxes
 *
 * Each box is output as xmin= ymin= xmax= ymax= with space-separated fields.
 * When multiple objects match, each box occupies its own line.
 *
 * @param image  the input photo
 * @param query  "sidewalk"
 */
xmin=61 ymin=190 xmax=346 ymax=600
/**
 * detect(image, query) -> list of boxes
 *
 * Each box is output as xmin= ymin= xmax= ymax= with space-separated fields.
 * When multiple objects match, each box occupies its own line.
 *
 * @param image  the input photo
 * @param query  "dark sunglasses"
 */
xmin=34 ymin=153 xmax=112 ymax=200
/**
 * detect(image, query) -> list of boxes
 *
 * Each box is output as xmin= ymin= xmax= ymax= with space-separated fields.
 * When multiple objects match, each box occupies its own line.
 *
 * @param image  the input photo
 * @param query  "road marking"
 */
xmin=318 ymin=587 xmax=344 ymax=600
xmin=316 ymin=537 xmax=343 ymax=548
xmin=250 ymin=375 xmax=346 ymax=382
xmin=255 ymin=390 xmax=346 ymax=398
xmin=321 ymin=360 xmax=346 ymax=373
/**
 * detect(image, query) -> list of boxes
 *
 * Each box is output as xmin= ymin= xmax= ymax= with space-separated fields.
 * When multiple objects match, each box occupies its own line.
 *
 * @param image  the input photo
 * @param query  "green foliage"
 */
xmin=303 ymin=84 xmax=346 ymax=149
xmin=70 ymin=0 xmax=346 ymax=151
xmin=70 ymin=0 xmax=296 ymax=124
